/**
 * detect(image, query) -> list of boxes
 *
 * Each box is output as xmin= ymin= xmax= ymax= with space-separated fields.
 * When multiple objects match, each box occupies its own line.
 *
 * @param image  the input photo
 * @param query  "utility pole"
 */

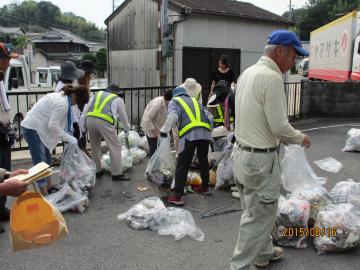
xmin=289 ymin=0 xmax=292 ymax=21
xmin=161 ymin=0 xmax=169 ymax=86
xmin=113 ymin=0 xmax=115 ymax=11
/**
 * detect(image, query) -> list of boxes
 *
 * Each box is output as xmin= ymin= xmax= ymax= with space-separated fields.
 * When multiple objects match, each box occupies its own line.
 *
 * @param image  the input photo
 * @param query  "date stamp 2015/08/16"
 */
xmin=282 ymin=227 xmax=337 ymax=237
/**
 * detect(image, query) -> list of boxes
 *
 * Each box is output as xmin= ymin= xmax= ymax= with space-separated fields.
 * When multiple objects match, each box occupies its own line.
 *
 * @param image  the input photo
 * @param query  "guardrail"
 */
xmin=8 ymin=83 xmax=301 ymax=151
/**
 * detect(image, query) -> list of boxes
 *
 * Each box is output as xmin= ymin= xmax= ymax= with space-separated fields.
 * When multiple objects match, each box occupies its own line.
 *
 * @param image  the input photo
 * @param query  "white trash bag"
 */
xmin=117 ymin=197 xmax=204 ymax=241
xmin=314 ymin=157 xmax=342 ymax=173
xmin=329 ymin=179 xmax=360 ymax=207
xmin=46 ymin=183 xmax=89 ymax=214
xmin=145 ymin=137 xmax=176 ymax=187
xmin=101 ymin=147 xmax=133 ymax=173
xmin=215 ymin=144 xmax=234 ymax=190
xmin=342 ymin=128 xmax=360 ymax=152
xmin=118 ymin=130 xmax=141 ymax=149
xmin=314 ymin=203 xmax=360 ymax=254
xmin=281 ymin=145 xmax=326 ymax=193
xmin=129 ymin=148 xmax=147 ymax=164
xmin=272 ymin=196 xmax=310 ymax=248
xmin=138 ymin=136 xmax=150 ymax=154
xmin=59 ymin=145 xmax=96 ymax=193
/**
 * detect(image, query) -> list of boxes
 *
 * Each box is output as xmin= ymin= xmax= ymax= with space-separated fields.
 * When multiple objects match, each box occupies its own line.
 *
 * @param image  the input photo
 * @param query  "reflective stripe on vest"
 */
xmin=213 ymin=105 xmax=234 ymax=124
xmin=86 ymin=91 xmax=118 ymax=124
xmin=173 ymin=96 xmax=211 ymax=137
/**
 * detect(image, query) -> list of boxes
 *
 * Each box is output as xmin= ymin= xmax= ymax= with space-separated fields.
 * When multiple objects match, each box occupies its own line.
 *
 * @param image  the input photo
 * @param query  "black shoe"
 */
xmin=0 ymin=208 xmax=10 ymax=221
xmin=0 ymin=224 xmax=4 ymax=234
xmin=96 ymin=170 xmax=105 ymax=177
xmin=47 ymin=186 xmax=60 ymax=194
xmin=112 ymin=174 xmax=130 ymax=181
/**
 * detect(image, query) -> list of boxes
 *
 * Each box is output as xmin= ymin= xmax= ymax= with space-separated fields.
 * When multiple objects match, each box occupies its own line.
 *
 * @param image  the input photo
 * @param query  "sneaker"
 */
xmin=166 ymin=195 xmax=185 ymax=206
xmin=0 ymin=208 xmax=10 ymax=221
xmin=254 ymin=247 xmax=284 ymax=268
xmin=230 ymin=186 xmax=238 ymax=192
xmin=231 ymin=191 xmax=240 ymax=199
xmin=47 ymin=186 xmax=60 ymax=194
xmin=192 ymin=185 xmax=212 ymax=196
xmin=112 ymin=174 xmax=130 ymax=181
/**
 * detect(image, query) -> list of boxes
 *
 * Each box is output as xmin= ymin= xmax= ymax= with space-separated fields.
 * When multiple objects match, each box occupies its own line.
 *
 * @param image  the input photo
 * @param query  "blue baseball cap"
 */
xmin=267 ymin=30 xmax=309 ymax=57
xmin=172 ymin=87 xmax=188 ymax=97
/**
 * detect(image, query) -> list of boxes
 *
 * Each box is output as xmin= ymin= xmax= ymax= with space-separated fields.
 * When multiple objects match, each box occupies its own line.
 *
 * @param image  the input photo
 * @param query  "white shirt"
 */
xmin=0 ymin=81 xmax=11 ymax=125
xmin=21 ymin=92 xmax=72 ymax=151
xmin=140 ymin=96 xmax=167 ymax=137
xmin=235 ymin=56 xmax=304 ymax=148
xmin=80 ymin=94 xmax=131 ymax=133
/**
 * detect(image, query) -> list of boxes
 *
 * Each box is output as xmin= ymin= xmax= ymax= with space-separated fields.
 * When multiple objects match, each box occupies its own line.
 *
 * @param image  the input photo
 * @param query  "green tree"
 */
xmin=96 ymin=48 xmax=107 ymax=77
xmin=82 ymin=53 xmax=97 ymax=64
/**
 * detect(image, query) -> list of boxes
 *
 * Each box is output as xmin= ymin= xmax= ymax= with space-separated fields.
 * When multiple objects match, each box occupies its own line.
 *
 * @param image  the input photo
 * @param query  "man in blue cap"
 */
xmin=160 ymin=86 xmax=213 ymax=206
xmin=230 ymin=30 xmax=311 ymax=270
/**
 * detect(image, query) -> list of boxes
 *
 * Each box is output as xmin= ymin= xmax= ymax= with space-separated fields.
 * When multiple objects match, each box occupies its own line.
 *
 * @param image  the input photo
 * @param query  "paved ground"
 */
xmin=0 ymin=118 xmax=360 ymax=270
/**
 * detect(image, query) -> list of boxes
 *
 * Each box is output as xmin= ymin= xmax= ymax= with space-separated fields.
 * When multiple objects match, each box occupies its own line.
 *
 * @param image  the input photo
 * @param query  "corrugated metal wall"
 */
xmin=173 ymin=15 xmax=286 ymax=84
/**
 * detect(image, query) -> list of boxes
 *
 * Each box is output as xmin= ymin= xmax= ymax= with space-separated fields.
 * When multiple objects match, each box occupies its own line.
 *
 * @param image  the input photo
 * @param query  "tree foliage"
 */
xmin=286 ymin=0 xmax=360 ymax=40
xmin=0 ymin=0 xmax=104 ymax=42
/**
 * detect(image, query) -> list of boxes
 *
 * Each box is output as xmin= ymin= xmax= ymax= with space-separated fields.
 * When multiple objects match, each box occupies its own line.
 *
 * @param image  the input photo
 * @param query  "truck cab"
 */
xmin=298 ymin=58 xmax=309 ymax=77
xmin=35 ymin=66 xmax=60 ymax=88
xmin=5 ymin=55 xmax=31 ymax=91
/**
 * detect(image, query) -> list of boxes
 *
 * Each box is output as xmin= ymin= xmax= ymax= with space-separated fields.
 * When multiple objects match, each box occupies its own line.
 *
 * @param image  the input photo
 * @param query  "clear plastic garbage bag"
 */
xmin=293 ymin=186 xmax=330 ymax=225
xmin=101 ymin=147 xmax=133 ymax=173
xmin=281 ymin=145 xmax=326 ymax=193
xmin=117 ymin=197 xmax=166 ymax=230
xmin=59 ymin=145 xmax=96 ymax=193
xmin=215 ymin=144 xmax=234 ymax=190
xmin=272 ymin=196 xmax=310 ymax=248
xmin=145 ymin=137 xmax=176 ymax=186
xmin=138 ymin=136 xmax=150 ymax=154
xmin=329 ymin=179 xmax=360 ymax=207
xmin=314 ymin=157 xmax=342 ymax=173
xmin=46 ymin=183 xmax=89 ymax=214
xmin=118 ymin=130 xmax=141 ymax=149
xmin=152 ymin=207 xmax=205 ymax=241
xmin=129 ymin=148 xmax=147 ymax=164
xmin=314 ymin=203 xmax=360 ymax=254
xmin=342 ymin=128 xmax=360 ymax=152
xmin=117 ymin=197 xmax=204 ymax=241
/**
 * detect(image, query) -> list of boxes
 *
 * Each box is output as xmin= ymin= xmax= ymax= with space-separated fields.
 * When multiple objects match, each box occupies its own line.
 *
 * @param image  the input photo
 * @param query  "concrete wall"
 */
xmin=300 ymin=81 xmax=360 ymax=117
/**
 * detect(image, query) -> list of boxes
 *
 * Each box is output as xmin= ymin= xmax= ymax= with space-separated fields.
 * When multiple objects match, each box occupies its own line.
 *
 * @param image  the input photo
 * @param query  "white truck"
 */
xmin=4 ymin=55 xmax=50 ymax=134
xmin=35 ymin=66 xmax=61 ymax=88
xmin=309 ymin=11 xmax=360 ymax=81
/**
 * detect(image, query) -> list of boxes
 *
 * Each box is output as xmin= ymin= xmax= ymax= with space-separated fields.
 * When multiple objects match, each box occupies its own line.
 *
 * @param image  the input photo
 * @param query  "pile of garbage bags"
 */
xmin=54 ymin=145 xmax=96 ymax=213
xmin=101 ymin=146 xmax=147 ymax=173
xmin=342 ymin=128 xmax=360 ymax=152
xmin=272 ymin=196 xmax=310 ymax=248
xmin=314 ymin=203 xmax=360 ymax=254
xmin=118 ymin=130 xmax=141 ymax=149
xmin=117 ymin=197 xmax=204 ymax=241
xmin=329 ymin=179 xmax=360 ymax=208
xmin=138 ymin=136 xmax=150 ymax=154
xmin=145 ymin=137 xmax=176 ymax=187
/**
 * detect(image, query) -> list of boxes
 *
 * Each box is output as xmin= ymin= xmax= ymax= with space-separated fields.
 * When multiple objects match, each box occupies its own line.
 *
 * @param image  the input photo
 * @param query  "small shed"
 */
xmin=105 ymin=0 xmax=291 ymax=92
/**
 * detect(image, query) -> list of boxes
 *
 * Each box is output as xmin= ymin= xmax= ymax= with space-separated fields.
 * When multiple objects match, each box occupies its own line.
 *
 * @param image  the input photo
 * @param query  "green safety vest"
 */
xmin=173 ymin=96 xmax=211 ymax=137
xmin=86 ymin=91 xmax=118 ymax=124
xmin=213 ymin=105 xmax=234 ymax=124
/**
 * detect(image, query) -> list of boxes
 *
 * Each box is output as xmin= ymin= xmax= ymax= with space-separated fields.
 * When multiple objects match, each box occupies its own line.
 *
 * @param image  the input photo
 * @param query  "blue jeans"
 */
xmin=21 ymin=127 xmax=52 ymax=188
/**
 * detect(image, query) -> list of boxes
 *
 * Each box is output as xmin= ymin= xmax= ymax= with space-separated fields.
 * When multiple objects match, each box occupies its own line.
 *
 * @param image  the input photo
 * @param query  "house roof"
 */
xmin=31 ymin=28 xmax=89 ymax=45
xmin=105 ymin=0 xmax=291 ymax=25
xmin=0 ymin=26 xmax=25 ymax=35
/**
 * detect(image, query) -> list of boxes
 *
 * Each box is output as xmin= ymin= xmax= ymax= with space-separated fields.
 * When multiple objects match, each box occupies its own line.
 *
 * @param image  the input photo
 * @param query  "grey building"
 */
xmin=105 ymin=0 xmax=291 ymax=92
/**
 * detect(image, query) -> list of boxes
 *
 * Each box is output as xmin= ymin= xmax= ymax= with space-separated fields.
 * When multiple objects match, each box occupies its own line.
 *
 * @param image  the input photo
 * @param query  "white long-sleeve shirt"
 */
xmin=140 ymin=96 xmax=167 ymax=138
xmin=80 ymin=94 xmax=131 ymax=133
xmin=234 ymin=56 xmax=304 ymax=148
xmin=21 ymin=92 xmax=73 ymax=151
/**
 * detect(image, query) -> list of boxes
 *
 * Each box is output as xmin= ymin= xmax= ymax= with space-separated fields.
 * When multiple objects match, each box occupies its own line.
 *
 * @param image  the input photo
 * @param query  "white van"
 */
xmin=298 ymin=58 xmax=309 ymax=77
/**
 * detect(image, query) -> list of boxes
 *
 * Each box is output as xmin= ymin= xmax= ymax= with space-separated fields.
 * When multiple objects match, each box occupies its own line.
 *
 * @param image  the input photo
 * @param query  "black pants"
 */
xmin=146 ymin=136 xmax=158 ymax=157
xmin=0 ymin=134 xmax=11 ymax=213
xmin=175 ymin=139 xmax=210 ymax=196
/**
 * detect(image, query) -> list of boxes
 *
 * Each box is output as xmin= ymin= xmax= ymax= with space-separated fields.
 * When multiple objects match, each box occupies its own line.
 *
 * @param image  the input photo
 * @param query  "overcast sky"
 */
xmin=0 ymin=0 xmax=308 ymax=28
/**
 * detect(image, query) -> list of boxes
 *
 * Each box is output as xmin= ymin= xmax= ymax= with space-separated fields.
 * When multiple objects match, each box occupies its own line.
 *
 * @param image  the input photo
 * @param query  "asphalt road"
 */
xmin=0 ymin=118 xmax=359 ymax=270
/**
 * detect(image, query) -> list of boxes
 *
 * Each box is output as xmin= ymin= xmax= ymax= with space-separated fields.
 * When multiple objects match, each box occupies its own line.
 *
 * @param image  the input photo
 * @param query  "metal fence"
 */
xmin=8 ymin=83 xmax=301 ymax=151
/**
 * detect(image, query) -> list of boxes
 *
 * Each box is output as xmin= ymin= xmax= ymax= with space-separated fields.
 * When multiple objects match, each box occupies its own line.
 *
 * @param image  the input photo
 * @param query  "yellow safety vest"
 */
xmin=86 ymin=91 xmax=118 ymax=124
xmin=173 ymin=96 xmax=211 ymax=137
xmin=213 ymin=105 xmax=234 ymax=124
